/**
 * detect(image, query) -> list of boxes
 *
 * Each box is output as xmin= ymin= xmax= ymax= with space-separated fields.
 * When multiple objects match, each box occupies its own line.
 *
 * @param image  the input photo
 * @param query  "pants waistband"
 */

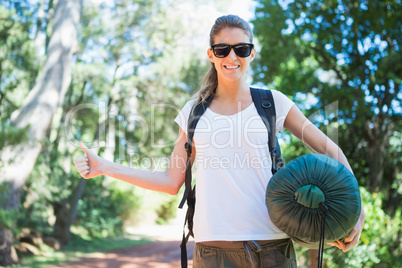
xmin=198 ymin=239 xmax=282 ymax=249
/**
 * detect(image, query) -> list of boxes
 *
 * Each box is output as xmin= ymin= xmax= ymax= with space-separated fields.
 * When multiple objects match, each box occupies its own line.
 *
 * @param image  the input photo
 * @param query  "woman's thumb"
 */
xmin=80 ymin=141 xmax=89 ymax=153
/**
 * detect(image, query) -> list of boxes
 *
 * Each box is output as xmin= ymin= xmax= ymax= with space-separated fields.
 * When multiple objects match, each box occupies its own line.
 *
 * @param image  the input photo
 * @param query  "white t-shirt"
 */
xmin=174 ymin=89 xmax=295 ymax=242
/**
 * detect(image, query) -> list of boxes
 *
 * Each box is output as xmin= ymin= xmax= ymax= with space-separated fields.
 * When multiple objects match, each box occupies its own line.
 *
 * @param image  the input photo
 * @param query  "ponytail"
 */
xmin=196 ymin=63 xmax=218 ymax=103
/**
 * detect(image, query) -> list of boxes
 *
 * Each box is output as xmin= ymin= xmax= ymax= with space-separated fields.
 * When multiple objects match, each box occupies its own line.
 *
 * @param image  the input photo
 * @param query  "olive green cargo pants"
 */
xmin=193 ymin=238 xmax=297 ymax=268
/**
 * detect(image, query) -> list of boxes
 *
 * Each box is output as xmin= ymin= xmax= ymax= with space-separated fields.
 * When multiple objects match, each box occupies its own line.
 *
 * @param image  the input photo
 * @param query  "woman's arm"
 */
xmin=73 ymin=127 xmax=195 ymax=195
xmin=284 ymin=105 xmax=365 ymax=252
xmin=284 ymin=105 xmax=352 ymax=171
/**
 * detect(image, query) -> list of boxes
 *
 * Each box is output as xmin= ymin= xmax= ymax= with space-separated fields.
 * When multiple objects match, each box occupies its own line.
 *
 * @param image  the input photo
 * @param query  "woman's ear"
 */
xmin=250 ymin=48 xmax=256 ymax=62
xmin=207 ymin=48 xmax=214 ymax=63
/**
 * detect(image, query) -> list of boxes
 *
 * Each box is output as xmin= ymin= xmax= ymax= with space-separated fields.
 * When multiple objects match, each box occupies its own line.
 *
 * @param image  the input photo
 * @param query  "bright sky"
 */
xmin=226 ymin=0 xmax=256 ymax=21
xmin=189 ymin=0 xmax=257 ymax=48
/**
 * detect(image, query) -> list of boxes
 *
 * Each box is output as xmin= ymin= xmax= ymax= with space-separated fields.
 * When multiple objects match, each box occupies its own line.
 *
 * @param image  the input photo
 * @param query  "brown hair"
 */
xmin=195 ymin=14 xmax=253 ymax=103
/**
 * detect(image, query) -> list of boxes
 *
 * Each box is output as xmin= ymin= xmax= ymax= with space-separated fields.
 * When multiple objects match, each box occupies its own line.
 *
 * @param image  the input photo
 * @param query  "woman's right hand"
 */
xmin=73 ymin=141 xmax=104 ymax=179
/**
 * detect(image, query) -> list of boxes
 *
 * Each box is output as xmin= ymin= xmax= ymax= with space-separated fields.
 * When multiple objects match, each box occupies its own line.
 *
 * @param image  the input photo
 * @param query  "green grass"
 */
xmin=9 ymin=233 xmax=151 ymax=268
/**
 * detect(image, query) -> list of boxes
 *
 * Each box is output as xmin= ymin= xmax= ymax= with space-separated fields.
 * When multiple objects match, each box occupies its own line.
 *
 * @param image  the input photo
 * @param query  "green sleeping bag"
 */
xmin=266 ymin=154 xmax=361 ymax=249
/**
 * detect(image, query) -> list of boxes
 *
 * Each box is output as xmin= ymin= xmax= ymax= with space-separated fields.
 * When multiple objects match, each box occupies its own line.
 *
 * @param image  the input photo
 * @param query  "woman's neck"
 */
xmin=215 ymin=78 xmax=249 ymax=102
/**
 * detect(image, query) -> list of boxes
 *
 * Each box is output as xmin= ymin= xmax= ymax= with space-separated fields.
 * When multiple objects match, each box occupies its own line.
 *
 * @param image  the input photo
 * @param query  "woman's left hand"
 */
xmin=327 ymin=209 xmax=365 ymax=252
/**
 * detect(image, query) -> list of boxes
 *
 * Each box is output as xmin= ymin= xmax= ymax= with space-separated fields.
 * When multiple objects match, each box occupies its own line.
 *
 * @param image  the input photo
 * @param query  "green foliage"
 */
xmin=18 ymin=164 xmax=59 ymax=234
xmin=20 ymin=156 xmax=142 ymax=239
xmin=0 ymin=122 xmax=30 ymax=150
xmin=155 ymin=195 xmax=179 ymax=225
xmin=280 ymin=130 xmax=314 ymax=163
xmin=0 ymin=209 xmax=16 ymax=229
xmin=324 ymin=187 xmax=401 ymax=267
xmin=253 ymin=1 xmax=402 ymax=265
xmin=75 ymin=178 xmax=140 ymax=238
xmin=0 ymin=4 xmax=40 ymax=119
xmin=252 ymin=0 xmax=401 ymax=207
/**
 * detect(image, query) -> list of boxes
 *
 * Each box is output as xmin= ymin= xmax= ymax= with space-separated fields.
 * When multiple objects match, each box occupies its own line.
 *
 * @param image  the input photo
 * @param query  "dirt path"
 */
xmin=45 ymin=215 xmax=195 ymax=268
xmin=47 ymin=240 xmax=194 ymax=268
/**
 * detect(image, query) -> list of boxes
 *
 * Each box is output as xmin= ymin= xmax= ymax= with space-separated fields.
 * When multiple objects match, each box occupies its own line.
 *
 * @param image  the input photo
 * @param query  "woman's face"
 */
xmin=208 ymin=27 xmax=255 ymax=83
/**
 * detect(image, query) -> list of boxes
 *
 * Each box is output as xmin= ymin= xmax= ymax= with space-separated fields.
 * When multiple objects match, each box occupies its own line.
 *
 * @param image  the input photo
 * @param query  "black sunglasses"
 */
xmin=211 ymin=43 xmax=254 ymax=58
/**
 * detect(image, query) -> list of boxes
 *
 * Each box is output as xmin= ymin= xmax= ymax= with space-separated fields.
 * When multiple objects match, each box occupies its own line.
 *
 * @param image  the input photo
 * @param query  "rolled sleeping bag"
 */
xmin=266 ymin=154 xmax=361 ymax=249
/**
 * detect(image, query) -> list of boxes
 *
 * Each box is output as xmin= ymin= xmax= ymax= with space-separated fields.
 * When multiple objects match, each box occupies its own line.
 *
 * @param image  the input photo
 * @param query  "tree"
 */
xmin=252 ymin=1 xmax=401 ymax=266
xmin=0 ymin=0 xmax=81 ymax=265
xmin=252 ymin=0 xmax=401 ymax=198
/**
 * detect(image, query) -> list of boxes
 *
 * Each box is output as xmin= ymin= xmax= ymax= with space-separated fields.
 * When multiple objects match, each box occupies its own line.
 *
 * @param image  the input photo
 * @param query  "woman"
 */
xmin=74 ymin=15 xmax=365 ymax=267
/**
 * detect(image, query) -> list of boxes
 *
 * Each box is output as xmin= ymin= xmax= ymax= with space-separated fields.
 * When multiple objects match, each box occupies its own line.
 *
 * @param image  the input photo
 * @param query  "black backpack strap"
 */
xmin=178 ymin=95 xmax=213 ymax=209
xmin=179 ymin=95 xmax=213 ymax=268
xmin=250 ymin=87 xmax=284 ymax=174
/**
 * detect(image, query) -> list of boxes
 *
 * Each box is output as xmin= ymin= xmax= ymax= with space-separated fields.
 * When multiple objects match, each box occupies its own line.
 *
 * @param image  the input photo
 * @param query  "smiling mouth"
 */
xmin=224 ymin=65 xmax=240 ymax=70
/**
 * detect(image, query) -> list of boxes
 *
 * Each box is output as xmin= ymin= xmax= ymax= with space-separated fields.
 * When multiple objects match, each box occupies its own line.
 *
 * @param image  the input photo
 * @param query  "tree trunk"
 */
xmin=367 ymin=137 xmax=386 ymax=192
xmin=0 ymin=0 xmax=80 ymax=265
xmin=52 ymin=178 xmax=87 ymax=245
xmin=52 ymin=199 xmax=69 ymax=245
xmin=65 ymin=178 xmax=87 ymax=240
xmin=0 ymin=225 xmax=18 ymax=266
xmin=364 ymin=118 xmax=393 ymax=192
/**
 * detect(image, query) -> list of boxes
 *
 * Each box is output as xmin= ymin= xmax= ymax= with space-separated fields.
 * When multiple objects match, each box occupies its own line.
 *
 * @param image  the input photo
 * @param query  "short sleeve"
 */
xmin=174 ymin=99 xmax=197 ymax=135
xmin=271 ymin=90 xmax=295 ymax=132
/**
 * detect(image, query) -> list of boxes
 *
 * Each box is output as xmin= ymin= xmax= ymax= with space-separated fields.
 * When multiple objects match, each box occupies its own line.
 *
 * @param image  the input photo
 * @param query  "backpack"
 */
xmin=178 ymin=87 xmax=285 ymax=268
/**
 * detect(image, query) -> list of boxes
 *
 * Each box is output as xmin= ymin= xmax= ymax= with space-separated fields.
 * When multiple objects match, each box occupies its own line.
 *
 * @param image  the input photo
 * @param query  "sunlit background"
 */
xmin=0 ymin=0 xmax=401 ymax=267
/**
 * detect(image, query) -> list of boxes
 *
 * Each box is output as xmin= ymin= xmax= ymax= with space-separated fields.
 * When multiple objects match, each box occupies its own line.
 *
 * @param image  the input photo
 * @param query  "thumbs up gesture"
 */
xmin=73 ymin=141 xmax=103 ymax=179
